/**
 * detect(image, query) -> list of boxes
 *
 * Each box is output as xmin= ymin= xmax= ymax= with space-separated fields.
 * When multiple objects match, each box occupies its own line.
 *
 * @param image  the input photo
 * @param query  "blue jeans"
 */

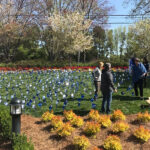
xmin=101 ymin=91 xmax=112 ymax=114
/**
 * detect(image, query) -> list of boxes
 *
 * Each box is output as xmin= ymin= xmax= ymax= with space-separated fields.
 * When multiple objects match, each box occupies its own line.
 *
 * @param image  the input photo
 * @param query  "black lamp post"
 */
xmin=10 ymin=98 xmax=22 ymax=135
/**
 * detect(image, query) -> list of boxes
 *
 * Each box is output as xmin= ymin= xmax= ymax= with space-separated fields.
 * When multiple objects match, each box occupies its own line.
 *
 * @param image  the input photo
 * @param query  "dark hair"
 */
xmin=143 ymin=57 xmax=148 ymax=63
xmin=104 ymin=63 xmax=111 ymax=71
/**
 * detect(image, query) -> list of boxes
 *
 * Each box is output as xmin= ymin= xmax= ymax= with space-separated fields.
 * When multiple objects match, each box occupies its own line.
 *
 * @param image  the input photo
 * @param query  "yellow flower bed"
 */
xmin=111 ymin=110 xmax=126 ymax=121
xmin=98 ymin=115 xmax=112 ymax=128
xmin=51 ymin=116 xmax=64 ymax=129
xmin=88 ymin=109 xmax=100 ymax=121
xmin=57 ymin=122 xmax=74 ymax=137
xmin=112 ymin=121 xmax=129 ymax=133
xmin=41 ymin=111 xmax=54 ymax=122
xmin=133 ymin=126 xmax=150 ymax=142
xmin=104 ymin=135 xmax=122 ymax=150
xmin=70 ymin=115 xmax=84 ymax=127
xmin=63 ymin=110 xmax=76 ymax=121
xmin=84 ymin=121 xmax=100 ymax=136
xmin=73 ymin=136 xmax=90 ymax=150
xmin=137 ymin=111 xmax=150 ymax=123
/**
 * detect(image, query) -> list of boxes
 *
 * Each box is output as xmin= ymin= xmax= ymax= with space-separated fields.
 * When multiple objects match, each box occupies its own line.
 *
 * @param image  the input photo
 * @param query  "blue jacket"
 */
xmin=132 ymin=63 xmax=147 ymax=82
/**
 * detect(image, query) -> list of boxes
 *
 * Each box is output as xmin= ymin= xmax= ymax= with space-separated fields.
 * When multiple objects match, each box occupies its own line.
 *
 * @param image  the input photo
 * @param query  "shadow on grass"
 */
xmin=113 ymin=95 xmax=142 ymax=101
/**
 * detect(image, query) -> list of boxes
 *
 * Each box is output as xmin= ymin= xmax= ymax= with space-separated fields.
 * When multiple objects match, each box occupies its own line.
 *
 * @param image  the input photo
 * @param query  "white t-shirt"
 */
xmin=93 ymin=67 xmax=101 ymax=81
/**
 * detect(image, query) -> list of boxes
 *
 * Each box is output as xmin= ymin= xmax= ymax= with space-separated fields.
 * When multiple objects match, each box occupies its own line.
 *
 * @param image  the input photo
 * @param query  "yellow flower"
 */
xmin=98 ymin=115 xmax=112 ymax=128
xmin=41 ymin=111 xmax=54 ymax=122
xmin=73 ymin=136 xmax=90 ymax=150
xmin=133 ymin=126 xmax=150 ymax=142
xmin=137 ymin=111 xmax=150 ymax=123
xmin=63 ymin=110 xmax=76 ymax=121
xmin=57 ymin=122 xmax=74 ymax=137
xmin=111 ymin=110 xmax=126 ymax=121
xmin=51 ymin=116 xmax=64 ymax=129
xmin=88 ymin=109 xmax=100 ymax=121
xmin=112 ymin=121 xmax=129 ymax=133
xmin=104 ymin=135 xmax=122 ymax=150
xmin=84 ymin=121 xmax=100 ymax=136
xmin=70 ymin=115 xmax=84 ymax=127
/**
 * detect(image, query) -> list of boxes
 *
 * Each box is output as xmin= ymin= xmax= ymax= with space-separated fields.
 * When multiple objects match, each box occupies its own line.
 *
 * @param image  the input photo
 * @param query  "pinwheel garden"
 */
xmin=0 ymin=68 xmax=150 ymax=150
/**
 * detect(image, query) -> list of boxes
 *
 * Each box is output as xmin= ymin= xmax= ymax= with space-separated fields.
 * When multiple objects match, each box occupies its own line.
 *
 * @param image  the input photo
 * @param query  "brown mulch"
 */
xmin=0 ymin=114 xmax=150 ymax=150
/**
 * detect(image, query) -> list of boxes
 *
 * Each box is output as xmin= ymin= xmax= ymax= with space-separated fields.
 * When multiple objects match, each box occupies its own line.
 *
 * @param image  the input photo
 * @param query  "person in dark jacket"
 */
xmin=143 ymin=57 xmax=149 ymax=87
xmin=101 ymin=63 xmax=117 ymax=114
xmin=132 ymin=58 xmax=147 ymax=99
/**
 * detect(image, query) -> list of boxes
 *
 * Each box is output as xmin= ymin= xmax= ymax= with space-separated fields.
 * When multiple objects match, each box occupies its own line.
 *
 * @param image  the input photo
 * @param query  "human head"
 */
xmin=104 ymin=63 xmax=111 ymax=71
xmin=143 ymin=57 xmax=148 ymax=63
xmin=99 ymin=62 xmax=104 ymax=69
xmin=134 ymin=58 xmax=140 ymax=66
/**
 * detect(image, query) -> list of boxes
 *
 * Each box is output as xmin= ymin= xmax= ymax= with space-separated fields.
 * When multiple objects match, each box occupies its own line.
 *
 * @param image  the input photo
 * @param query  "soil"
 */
xmin=0 ymin=114 xmax=150 ymax=150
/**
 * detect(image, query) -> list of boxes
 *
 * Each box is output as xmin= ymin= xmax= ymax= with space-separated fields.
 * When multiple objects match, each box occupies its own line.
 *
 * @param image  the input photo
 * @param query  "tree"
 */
xmin=48 ymin=11 xmax=93 ymax=63
xmin=127 ymin=19 xmax=150 ymax=58
xmin=124 ymin=0 xmax=150 ymax=15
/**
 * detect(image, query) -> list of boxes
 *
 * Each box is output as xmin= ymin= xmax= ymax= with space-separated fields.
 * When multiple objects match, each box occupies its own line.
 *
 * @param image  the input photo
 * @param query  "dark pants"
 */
xmin=143 ymin=74 xmax=147 ymax=88
xmin=94 ymin=81 xmax=101 ymax=99
xmin=101 ymin=91 xmax=112 ymax=114
xmin=134 ymin=79 xmax=143 ymax=97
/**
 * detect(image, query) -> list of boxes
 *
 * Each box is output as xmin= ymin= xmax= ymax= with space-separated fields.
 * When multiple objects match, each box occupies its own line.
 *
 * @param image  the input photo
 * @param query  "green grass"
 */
xmin=0 ymin=71 xmax=149 ymax=117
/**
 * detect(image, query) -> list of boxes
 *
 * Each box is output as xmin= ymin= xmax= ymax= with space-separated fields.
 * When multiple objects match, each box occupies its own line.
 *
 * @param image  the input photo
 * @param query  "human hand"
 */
xmin=114 ymin=89 xmax=117 ymax=93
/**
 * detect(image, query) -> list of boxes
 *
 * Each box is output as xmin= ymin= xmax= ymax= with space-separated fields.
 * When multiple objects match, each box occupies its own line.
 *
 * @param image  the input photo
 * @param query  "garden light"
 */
xmin=10 ymin=98 xmax=22 ymax=135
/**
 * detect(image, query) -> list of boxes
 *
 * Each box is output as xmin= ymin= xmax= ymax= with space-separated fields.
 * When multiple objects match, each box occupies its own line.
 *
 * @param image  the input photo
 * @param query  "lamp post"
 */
xmin=10 ymin=98 xmax=22 ymax=135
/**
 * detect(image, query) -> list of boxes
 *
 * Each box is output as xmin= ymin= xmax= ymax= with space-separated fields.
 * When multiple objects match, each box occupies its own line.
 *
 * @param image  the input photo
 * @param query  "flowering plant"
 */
xmin=63 ymin=110 xmax=76 ymax=121
xmin=51 ymin=116 xmax=64 ymax=129
xmin=57 ymin=122 xmax=74 ymax=137
xmin=41 ymin=111 xmax=54 ymax=122
xmin=73 ymin=136 xmax=90 ymax=150
xmin=70 ymin=115 xmax=84 ymax=127
xmin=133 ymin=126 xmax=150 ymax=142
xmin=83 ymin=121 xmax=100 ymax=136
xmin=98 ymin=115 xmax=112 ymax=128
xmin=111 ymin=110 xmax=126 ymax=121
xmin=112 ymin=121 xmax=129 ymax=133
xmin=137 ymin=111 xmax=150 ymax=123
xmin=103 ymin=135 xmax=122 ymax=150
xmin=88 ymin=109 xmax=100 ymax=121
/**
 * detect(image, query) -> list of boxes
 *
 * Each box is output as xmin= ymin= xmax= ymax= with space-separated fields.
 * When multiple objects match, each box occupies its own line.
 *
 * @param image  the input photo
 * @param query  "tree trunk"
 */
xmin=77 ymin=51 xmax=80 ymax=66
xmin=84 ymin=50 xmax=86 ymax=63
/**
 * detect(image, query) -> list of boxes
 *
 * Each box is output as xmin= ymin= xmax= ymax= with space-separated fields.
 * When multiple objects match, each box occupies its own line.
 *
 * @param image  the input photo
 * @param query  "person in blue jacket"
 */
xmin=143 ymin=57 xmax=149 ymax=87
xmin=132 ymin=58 xmax=147 ymax=99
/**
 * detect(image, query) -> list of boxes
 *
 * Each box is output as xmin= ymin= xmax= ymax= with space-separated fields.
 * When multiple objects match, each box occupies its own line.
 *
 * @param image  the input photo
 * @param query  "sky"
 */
xmin=107 ymin=0 xmax=133 ymax=29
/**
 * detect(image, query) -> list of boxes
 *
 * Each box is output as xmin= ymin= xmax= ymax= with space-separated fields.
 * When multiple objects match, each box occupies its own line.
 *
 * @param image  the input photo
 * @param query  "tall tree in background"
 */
xmin=127 ymin=19 xmax=150 ymax=58
xmin=124 ymin=0 xmax=150 ymax=15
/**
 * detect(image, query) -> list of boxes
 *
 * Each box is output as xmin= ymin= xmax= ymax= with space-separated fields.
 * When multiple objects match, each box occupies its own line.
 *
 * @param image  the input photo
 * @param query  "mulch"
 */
xmin=0 ymin=114 xmax=150 ymax=150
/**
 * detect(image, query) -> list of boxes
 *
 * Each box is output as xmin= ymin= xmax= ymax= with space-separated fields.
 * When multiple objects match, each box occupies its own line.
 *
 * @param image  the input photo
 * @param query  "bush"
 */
xmin=41 ymin=111 xmax=54 ymax=122
xmin=0 ymin=106 xmax=11 ymax=141
xmin=88 ymin=109 xmax=100 ymax=121
xmin=56 ymin=122 xmax=74 ymax=137
xmin=133 ymin=126 xmax=150 ymax=142
xmin=103 ymin=135 xmax=122 ymax=150
xmin=51 ymin=116 xmax=64 ymax=129
xmin=12 ymin=133 xmax=34 ymax=150
xmin=137 ymin=111 xmax=150 ymax=123
xmin=98 ymin=115 xmax=112 ymax=128
xmin=63 ymin=110 xmax=76 ymax=121
xmin=83 ymin=121 xmax=100 ymax=136
xmin=73 ymin=136 xmax=90 ymax=150
xmin=70 ymin=115 xmax=84 ymax=127
xmin=111 ymin=110 xmax=126 ymax=121
xmin=112 ymin=121 xmax=129 ymax=133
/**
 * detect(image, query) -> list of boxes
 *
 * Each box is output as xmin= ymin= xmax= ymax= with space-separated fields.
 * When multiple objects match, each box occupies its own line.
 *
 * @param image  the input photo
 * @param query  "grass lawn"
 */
xmin=0 ymin=70 xmax=150 ymax=117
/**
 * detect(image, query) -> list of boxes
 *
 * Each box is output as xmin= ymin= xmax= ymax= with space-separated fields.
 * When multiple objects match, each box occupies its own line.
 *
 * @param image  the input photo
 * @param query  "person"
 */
xmin=132 ymin=58 xmax=147 ymax=99
xmin=143 ymin=57 xmax=149 ymax=87
xmin=92 ymin=62 xmax=104 ymax=100
xmin=129 ymin=57 xmax=135 ymax=75
xmin=101 ymin=63 xmax=117 ymax=114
